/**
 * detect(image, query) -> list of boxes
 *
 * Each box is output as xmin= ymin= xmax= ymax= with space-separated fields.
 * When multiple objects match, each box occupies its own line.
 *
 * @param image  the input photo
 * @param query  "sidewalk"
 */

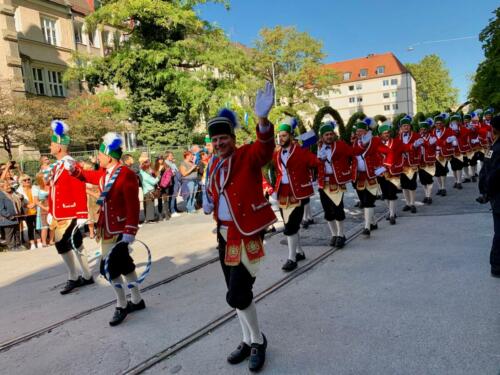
xmin=0 ymin=180 xmax=497 ymax=375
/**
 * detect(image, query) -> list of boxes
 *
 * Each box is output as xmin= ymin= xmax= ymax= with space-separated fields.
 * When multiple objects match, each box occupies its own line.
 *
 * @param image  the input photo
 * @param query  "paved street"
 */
xmin=0 ymin=179 xmax=497 ymax=375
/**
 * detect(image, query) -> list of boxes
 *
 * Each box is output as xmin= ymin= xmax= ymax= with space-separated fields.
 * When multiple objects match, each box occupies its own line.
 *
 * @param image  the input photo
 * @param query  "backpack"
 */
xmin=159 ymin=168 xmax=174 ymax=188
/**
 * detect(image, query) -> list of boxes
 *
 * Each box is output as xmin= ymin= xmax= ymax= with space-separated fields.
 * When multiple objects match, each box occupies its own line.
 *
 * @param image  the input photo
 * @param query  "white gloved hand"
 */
xmin=47 ymin=213 xmax=53 ymax=225
xmin=254 ymin=82 xmax=275 ymax=118
xmin=413 ymin=138 xmax=424 ymax=148
xmin=270 ymin=192 xmax=278 ymax=203
xmin=429 ymin=136 xmax=437 ymax=145
xmin=121 ymin=234 xmax=135 ymax=244
xmin=361 ymin=131 xmax=372 ymax=145
xmin=76 ymin=218 xmax=87 ymax=227
xmin=446 ymin=136 xmax=457 ymax=144
xmin=202 ymin=193 xmax=214 ymax=215
xmin=317 ymin=146 xmax=329 ymax=160
xmin=62 ymin=155 xmax=76 ymax=172
xmin=471 ymin=138 xmax=480 ymax=145
xmin=450 ymin=122 xmax=458 ymax=131
xmin=374 ymin=166 xmax=386 ymax=176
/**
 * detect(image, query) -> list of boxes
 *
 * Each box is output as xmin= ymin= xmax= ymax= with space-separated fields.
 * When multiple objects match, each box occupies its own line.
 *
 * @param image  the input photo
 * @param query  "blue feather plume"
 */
xmin=217 ymin=108 xmax=239 ymax=128
xmin=290 ymin=117 xmax=298 ymax=130
xmin=103 ymin=132 xmax=123 ymax=150
xmin=51 ymin=120 xmax=68 ymax=136
xmin=426 ymin=118 xmax=434 ymax=126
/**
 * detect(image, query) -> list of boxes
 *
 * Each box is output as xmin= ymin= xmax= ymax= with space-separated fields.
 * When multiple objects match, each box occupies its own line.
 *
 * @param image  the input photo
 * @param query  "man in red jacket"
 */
xmin=352 ymin=119 xmax=391 ymax=236
xmin=398 ymin=115 xmax=421 ymax=213
xmin=417 ymin=119 xmax=438 ymax=204
xmin=273 ymin=122 xmax=318 ymax=271
xmin=203 ymin=82 xmax=276 ymax=372
xmin=48 ymin=121 xmax=93 ymax=295
xmin=448 ymin=114 xmax=467 ymax=190
xmin=317 ymin=121 xmax=352 ymax=247
xmin=432 ymin=114 xmax=455 ymax=196
xmin=66 ymin=133 xmax=144 ymax=326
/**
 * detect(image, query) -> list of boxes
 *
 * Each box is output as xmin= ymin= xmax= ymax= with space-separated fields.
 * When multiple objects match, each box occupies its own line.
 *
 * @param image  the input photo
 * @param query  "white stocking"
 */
xmin=439 ymin=176 xmax=446 ymax=189
xmin=238 ymin=301 xmax=263 ymax=344
xmin=124 ymin=271 xmax=142 ymax=304
xmin=74 ymin=247 xmax=92 ymax=280
xmin=409 ymin=190 xmax=416 ymax=206
xmin=389 ymin=200 xmax=397 ymax=217
xmin=303 ymin=202 xmax=312 ymax=221
xmin=296 ymin=233 xmax=304 ymax=255
xmin=112 ymin=276 xmax=127 ymax=308
xmin=336 ymin=220 xmax=344 ymax=237
xmin=236 ymin=309 xmax=251 ymax=345
xmin=61 ymin=252 xmax=78 ymax=281
xmin=402 ymin=189 xmax=410 ymax=205
xmin=287 ymin=233 xmax=298 ymax=261
xmin=327 ymin=221 xmax=337 ymax=237
xmin=364 ymin=208 xmax=373 ymax=229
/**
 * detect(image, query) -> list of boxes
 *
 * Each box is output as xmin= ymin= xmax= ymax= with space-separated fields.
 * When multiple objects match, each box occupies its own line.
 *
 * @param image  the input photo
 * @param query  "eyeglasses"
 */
xmin=22 ymin=179 xmax=31 ymax=182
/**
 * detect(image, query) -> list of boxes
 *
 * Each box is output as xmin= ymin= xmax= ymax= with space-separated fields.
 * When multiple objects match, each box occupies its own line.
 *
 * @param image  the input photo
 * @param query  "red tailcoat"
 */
xmin=399 ymin=131 xmax=421 ymax=167
xmin=207 ymin=126 xmax=277 ymax=236
xmin=452 ymin=125 xmax=472 ymax=155
xmin=49 ymin=163 xmax=88 ymax=220
xmin=72 ymin=164 xmax=140 ymax=236
xmin=352 ymin=136 xmax=392 ymax=180
xmin=381 ymin=137 xmax=404 ymax=176
xmin=432 ymin=127 xmax=455 ymax=158
xmin=317 ymin=140 xmax=353 ymax=188
xmin=420 ymin=135 xmax=437 ymax=165
xmin=273 ymin=143 xmax=318 ymax=200
xmin=479 ymin=121 xmax=493 ymax=147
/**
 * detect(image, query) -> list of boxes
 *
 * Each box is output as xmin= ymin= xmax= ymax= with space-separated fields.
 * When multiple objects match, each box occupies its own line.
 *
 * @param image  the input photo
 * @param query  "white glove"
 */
xmin=446 ymin=136 xmax=457 ymax=144
xmin=202 ymin=192 xmax=214 ymax=215
xmin=471 ymin=138 xmax=480 ymax=145
xmin=121 ymin=234 xmax=135 ymax=244
xmin=76 ymin=218 xmax=87 ymax=227
xmin=450 ymin=122 xmax=458 ymax=131
xmin=429 ymin=137 xmax=437 ymax=145
xmin=361 ymin=131 xmax=372 ymax=145
xmin=270 ymin=192 xmax=278 ymax=203
xmin=62 ymin=155 xmax=76 ymax=172
xmin=317 ymin=146 xmax=329 ymax=160
xmin=254 ymin=82 xmax=275 ymax=118
xmin=47 ymin=213 xmax=53 ymax=225
xmin=413 ymin=138 xmax=424 ymax=148
xmin=374 ymin=166 xmax=386 ymax=176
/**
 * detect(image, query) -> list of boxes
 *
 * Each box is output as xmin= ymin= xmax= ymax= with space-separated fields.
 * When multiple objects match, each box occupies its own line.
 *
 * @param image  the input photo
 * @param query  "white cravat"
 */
xmin=356 ymin=141 xmax=367 ymax=172
xmin=217 ymin=160 xmax=232 ymax=221
xmin=280 ymin=148 xmax=290 ymax=184
xmin=323 ymin=145 xmax=333 ymax=175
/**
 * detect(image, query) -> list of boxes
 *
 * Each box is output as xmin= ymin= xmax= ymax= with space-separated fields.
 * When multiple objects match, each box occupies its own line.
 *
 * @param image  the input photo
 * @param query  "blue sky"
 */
xmin=198 ymin=0 xmax=498 ymax=103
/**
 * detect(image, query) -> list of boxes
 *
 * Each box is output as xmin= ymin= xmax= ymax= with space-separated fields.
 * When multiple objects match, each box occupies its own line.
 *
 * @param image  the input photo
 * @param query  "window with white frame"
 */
xmin=392 ymin=91 xmax=397 ymax=98
xmin=41 ymin=17 xmax=57 ymax=45
xmin=102 ymin=31 xmax=111 ymax=46
xmin=349 ymin=97 xmax=356 ymax=103
xmin=383 ymin=92 xmax=390 ymax=99
xmin=343 ymin=72 xmax=351 ymax=81
xmin=383 ymin=79 xmax=389 ymax=86
xmin=384 ymin=104 xmax=390 ymax=111
xmin=32 ymin=68 xmax=46 ymax=95
xmin=92 ymin=30 xmax=101 ymax=48
xmin=391 ymin=78 xmax=398 ymax=85
xmin=48 ymin=70 xmax=65 ymax=97
xmin=348 ymin=85 xmax=354 ymax=91
xmin=74 ymin=22 xmax=84 ymax=44
xmin=359 ymin=68 xmax=368 ymax=78
xmin=392 ymin=103 xmax=399 ymax=110
xmin=356 ymin=83 xmax=362 ymax=90
xmin=376 ymin=66 xmax=385 ymax=74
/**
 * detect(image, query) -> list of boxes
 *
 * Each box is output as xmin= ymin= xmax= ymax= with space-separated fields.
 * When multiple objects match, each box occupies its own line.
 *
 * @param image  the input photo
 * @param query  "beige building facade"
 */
xmin=320 ymin=53 xmax=417 ymax=122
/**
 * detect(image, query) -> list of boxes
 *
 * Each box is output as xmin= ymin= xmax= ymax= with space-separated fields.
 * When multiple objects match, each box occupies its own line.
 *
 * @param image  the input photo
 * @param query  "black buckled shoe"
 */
xmin=453 ymin=182 xmax=458 ymax=189
xmin=79 ymin=276 xmax=94 ymax=287
xmin=127 ymin=299 xmax=146 ymax=313
xmin=402 ymin=205 xmax=411 ymax=212
xmin=457 ymin=183 xmax=463 ymax=190
xmin=301 ymin=220 xmax=309 ymax=229
xmin=427 ymin=198 xmax=432 ymax=205
xmin=410 ymin=205 xmax=417 ymax=214
xmin=362 ymin=228 xmax=370 ymax=236
xmin=248 ymin=334 xmax=267 ymax=372
xmin=335 ymin=236 xmax=346 ymax=249
xmin=295 ymin=252 xmax=306 ymax=262
xmin=390 ymin=216 xmax=396 ymax=225
xmin=60 ymin=279 xmax=80 ymax=295
xmin=441 ymin=189 xmax=447 ymax=196
xmin=370 ymin=223 xmax=378 ymax=231
xmin=307 ymin=219 xmax=314 ymax=225
xmin=281 ymin=259 xmax=297 ymax=272
xmin=329 ymin=236 xmax=338 ymax=246
xmin=436 ymin=189 xmax=442 ymax=196
xmin=109 ymin=307 xmax=128 ymax=326
xmin=227 ymin=342 xmax=251 ymax=364
xmin=463 ymin=178 xmax=471 ymax=183
xmin=472 ymin=176 xmax=477 ymax=182
xmin=423 ymin=197 xmax=429 ymax=204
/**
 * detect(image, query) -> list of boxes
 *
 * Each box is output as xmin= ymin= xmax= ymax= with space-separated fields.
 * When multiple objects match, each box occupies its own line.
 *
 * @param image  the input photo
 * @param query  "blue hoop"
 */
xmin=103 ymin=239 xmax=152 ymax=289
xmin=70 ymin=220 xmax=88 ymax=254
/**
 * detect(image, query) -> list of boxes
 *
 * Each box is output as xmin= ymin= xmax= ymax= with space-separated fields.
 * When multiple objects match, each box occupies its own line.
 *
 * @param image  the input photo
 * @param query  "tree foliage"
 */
xmin=405 ymin=54 xmax=458 ymax=113
xmin=68 ymin=0 xmax=252 ymax=146
xmin=469 ymin=7 xmax=500 ymax=109
xmin=252 ymin=26 xmax=338 ymax=112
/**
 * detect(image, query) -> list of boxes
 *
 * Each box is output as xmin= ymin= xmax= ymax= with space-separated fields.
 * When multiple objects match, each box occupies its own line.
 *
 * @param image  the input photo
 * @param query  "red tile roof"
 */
xmin=324 ymin=52 xmax=409 ymax=83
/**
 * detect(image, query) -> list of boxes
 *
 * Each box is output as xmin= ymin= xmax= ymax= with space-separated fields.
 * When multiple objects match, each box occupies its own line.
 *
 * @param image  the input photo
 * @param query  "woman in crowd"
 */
xmin=165 ymin=151 xmax=181 ymax=217
xmin=17 ymin=174 xmax=40 ymax=249
xmin=0 ymin=179 xmax=22 ymax=250
xmin=154 ymin=156 xmax=170 ymax=220
xmin=139 ymin=155 xmax=160 ymax=223
xmin=179 ymin=151 xmax=199 ymax=213
xmin=34 ymin=172 xmax=51 ymax=247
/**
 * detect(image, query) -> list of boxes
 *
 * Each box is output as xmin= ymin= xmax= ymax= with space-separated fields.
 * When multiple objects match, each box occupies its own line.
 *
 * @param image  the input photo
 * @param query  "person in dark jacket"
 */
xmin=0 ymin=179 xmax=22 ymax=250
xmin=478 ymin=115 xmax=500 ymax=277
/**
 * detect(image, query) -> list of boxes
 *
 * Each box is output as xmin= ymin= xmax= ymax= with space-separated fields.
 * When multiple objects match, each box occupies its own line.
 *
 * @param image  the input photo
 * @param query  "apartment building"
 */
xmin=319 ymin=52 xmax=417 ymax=122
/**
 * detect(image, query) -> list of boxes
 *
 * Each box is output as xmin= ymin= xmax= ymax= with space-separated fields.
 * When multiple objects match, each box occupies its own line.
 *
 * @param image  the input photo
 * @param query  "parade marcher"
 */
xmin=316 ymin=121 xmax=352 ymax=246
xmin=67 ymin=132 xmax=145 ymax=326
xmin=448 ymin=114 xmax=467 ymax=190
xmin=352 ymin=119 xmax=391 ymax=236
xmin=417 ymin=119 xmax=438 ymax=204
xmin=273 ymin=120 xmax=318 ymax=271
xmin=398 ymin=115 xmax=421 ymax=213
xmin=48 ymin=121 xmax=93 ymax=294
xmin=377 ymin=121 xmax=403 ymax=224
xmin=203 ymin=82 xmax=276 ymax=372
xmin=463 ymin=113 xmax=481 ymax=183
xmin=476 ymin=109 xmax=495 ymax=203
xmin=478 ymin=115 xmax=500 ymax=278
xmin=432 ymin=114 xmax=455 ymax=196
